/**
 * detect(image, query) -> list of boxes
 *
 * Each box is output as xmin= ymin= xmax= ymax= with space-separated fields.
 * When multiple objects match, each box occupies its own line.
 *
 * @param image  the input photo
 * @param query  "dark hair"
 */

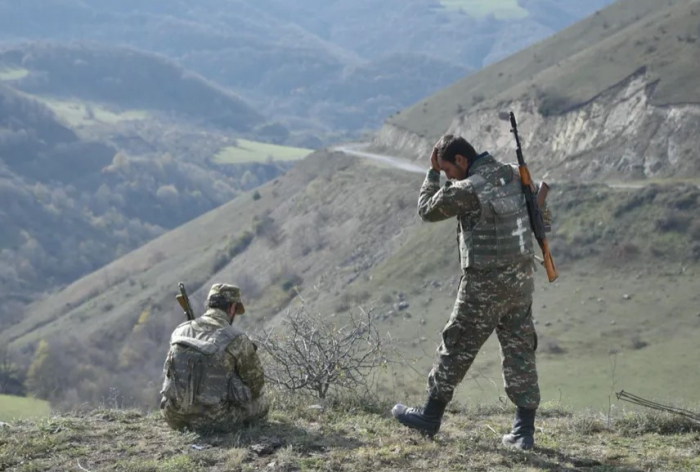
xmin=436 ymin=135 xmax=477 ymax=164
xmin=206 ymin=294 xmax=233 ymax=311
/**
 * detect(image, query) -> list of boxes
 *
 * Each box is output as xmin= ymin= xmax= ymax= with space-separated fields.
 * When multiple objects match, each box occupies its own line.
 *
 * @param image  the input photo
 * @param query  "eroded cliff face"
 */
xmin=374 ymin=72 xmax=700 ymax=181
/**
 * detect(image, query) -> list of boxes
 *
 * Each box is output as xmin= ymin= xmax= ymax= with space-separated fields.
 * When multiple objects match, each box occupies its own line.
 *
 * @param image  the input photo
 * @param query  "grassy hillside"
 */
xmin=0 ymin=43 xmax=264 ymax=132
xmin=0 ymin=395 xmax=50 ymax=422
xmin=214 ymin=140 xmax=313 ymax=164
xmin=388 ymin=0 xmax=699 ymax=141
xmin=1 ymin=403 xmax=698 ymax=471
xmin=4 ymin=151 xmax=698 ymax=411
xmin=0 ymin=80 xmax=292 ymax=336
xmin=440 ymin=0 xmax=528 ymax=19
xmin=40 ymin=98 xmax=149 ymax=128
xmin=0 ymin=66 xmax=27 ymax=80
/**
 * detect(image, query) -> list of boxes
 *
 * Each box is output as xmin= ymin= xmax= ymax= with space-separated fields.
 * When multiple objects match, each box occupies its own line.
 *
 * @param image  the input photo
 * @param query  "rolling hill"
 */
xmin=2 ymin=0 xmax=699 ymax=416
xmin=0 ymin=50 xmax=300 ymax=336
xmin=0 ymin=43 xmax=264 ymax=132
xmin=4 ymin=148 xmax=698 ymax=411
xmin=375 ymin=0 xmax=700 ymax=180
xmin=0 ymin=0 xmax=616 ymax=142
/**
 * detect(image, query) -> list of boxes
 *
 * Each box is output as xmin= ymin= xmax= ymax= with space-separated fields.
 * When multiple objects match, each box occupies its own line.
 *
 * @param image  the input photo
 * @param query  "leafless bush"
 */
xmin=689 ymin=220 xmax=700 ymax=241
xmin=253 ymin=213 xmax=283 ymax=246
xmin=655 ymin=211 xmax=691 ymax=232
xmin=290 ymin=223 xmax=326 ymax=257
xmin=603 ymin=242 xmax=640 ymax=265
xmin=630 ymin=335 xmax=648 ymax=350
xmin=254 ymin=305 xmax=394 ymax=399
xmin=541 ymin=337 xmax=567 ymax=355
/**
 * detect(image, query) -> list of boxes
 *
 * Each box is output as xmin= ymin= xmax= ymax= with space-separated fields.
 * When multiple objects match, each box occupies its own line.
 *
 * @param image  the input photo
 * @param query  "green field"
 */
xmin=0 ymin=394 xmax=50 ymax=422
xmin=439 ymin=0 xmax=528 ymax=19
xmin=0 ymin=66 xmax=29 ymax=81
xmin=213 ymin=139 xmax=313 ymax=164
xmin=40 ymin=98 xmax=149 ymax=127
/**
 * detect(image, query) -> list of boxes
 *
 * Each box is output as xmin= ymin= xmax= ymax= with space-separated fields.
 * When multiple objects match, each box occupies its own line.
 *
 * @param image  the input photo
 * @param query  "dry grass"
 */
xmin=1 ymin=401 xmax=698 ymax=472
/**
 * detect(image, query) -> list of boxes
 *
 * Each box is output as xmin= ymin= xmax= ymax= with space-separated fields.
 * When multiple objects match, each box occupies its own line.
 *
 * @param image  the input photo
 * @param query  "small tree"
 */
xmin=25 ymin=339 xmax=63 ymax=399
xmin=254 ymin=305 xmax=393 ymax=399
xmin=0 ymin=348 xmax=26 ymax=396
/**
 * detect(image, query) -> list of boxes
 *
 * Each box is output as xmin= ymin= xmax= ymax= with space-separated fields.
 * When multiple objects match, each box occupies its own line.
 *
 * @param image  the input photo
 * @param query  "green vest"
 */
xmin=459 ymin=156 xmax=534 ymax=269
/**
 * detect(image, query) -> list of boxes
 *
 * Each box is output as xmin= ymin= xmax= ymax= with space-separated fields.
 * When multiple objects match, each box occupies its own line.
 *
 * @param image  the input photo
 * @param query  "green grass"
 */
xmin=0 ymin=395 xmax=50 ymax=422
xmin=331 ymin=182 xmax=700 ymax=410
xmin=214 ymin=139 xmax=313 ymax=164
xmin=0 ymin=67 xmax=29 ymax=81
xmin=1 ymin=404 xmax=698 ymax=472
xmin=40 ymin=98 xmax=149 ymax=127
xmin=439 ymin=0 xmax=528 ymax=19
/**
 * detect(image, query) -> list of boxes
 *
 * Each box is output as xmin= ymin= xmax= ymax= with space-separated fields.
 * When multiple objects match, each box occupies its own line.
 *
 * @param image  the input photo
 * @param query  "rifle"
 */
xmin=176 ymin=282 xmax=195 ymax=321
xmin=509 ymin=112 xmax=558 ymax=282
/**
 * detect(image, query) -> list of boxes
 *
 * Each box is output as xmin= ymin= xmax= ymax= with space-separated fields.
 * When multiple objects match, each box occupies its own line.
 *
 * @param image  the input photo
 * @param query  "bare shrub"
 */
xmin=0 ymin=347 xmax=26 ymax=396
xmin=630 ymin=335 xmax=648 ymax=350
xmin=603 ymin=242 xmax=640 ymax=265
xmin=290 ymin=224 xmax=326 ymax=257
xmin=254 ymin=305 xmax=394 ymax=399
xmin=654 ymin=211 xmax=691 ymax=232
xmin=253 ymin=213 xmax=282 ymax=246
xmin=541 ymin=338 xmax=567 ymax=355
xmin=689 ymin=220 xmax=700 ymax=241
xmin=227 ymin=230 xmax=254 ymax=258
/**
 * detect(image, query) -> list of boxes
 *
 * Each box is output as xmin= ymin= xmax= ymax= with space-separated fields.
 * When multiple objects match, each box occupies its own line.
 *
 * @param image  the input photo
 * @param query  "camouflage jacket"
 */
xmin=160 ymin=308 xmax=265 ymax=411
xmin=418 ymin=153 xmax=535 ymax=270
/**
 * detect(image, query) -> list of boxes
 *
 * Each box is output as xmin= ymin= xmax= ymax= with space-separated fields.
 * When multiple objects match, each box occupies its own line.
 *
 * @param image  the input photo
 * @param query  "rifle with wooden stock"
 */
xmin=509 ymin=112 xmax=558 ymax=283
xmin=176 ymin=282 xmax=195 ymax=321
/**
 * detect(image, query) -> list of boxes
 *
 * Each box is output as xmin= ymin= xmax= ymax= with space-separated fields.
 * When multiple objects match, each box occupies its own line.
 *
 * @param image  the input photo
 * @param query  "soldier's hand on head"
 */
xmin=430 ymin=147 xmax=440 ymax=172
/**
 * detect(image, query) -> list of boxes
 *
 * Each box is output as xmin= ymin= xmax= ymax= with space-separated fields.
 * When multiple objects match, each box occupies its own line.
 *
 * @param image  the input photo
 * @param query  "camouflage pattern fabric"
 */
xmin=418 ymin=152 xmax=540 ymax=410
xmin=160 ymin=308 xmax=268 ymax=433
xmin=207 ymin=283 xmax=246 ymax=314
xmin=419 ymin=154 xmax=534 ymax=270
xmin=162 ymin=394 xmax=270 ymax=434
xmin=427 ymin=263 xmax=539 ymax=409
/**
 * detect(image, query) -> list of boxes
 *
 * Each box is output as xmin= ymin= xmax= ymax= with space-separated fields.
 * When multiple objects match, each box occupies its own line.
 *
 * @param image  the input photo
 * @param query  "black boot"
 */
xmin=502 ymin=407 xmax=536 ymax=450
xmin=392 ymin=398 xmax=446 ymax=437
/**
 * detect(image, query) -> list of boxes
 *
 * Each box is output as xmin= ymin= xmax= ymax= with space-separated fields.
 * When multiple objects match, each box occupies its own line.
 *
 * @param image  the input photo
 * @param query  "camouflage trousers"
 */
xmin=427 ymin=263 xmax=540 ymax=409
xmin=162 ymin=395 xmax=270 ymax=434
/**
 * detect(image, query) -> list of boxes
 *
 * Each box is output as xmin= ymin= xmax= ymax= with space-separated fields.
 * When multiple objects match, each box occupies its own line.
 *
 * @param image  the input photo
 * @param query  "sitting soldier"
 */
xmin=160 ymin=283 xmax=269 ymax=433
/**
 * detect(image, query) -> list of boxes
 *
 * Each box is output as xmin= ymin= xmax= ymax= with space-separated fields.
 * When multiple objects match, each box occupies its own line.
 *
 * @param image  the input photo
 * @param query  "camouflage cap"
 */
xmin=207 ymin=283 xmax=246 ymax=314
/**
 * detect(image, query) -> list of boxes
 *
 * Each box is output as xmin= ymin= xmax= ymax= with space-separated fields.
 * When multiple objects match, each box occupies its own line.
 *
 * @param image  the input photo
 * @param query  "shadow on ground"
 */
xmin=192 ymin=419 xmax=363 ymax=456
xmin=499 ymin=446 xmax=646 ymax=472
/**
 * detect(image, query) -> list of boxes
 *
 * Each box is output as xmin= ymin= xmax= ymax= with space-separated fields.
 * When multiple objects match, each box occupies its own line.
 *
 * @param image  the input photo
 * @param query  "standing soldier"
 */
xmin=160 ymin=283 xmax=269 ymax=433
xmin=392 ymin=135 xmax=541 ymax=450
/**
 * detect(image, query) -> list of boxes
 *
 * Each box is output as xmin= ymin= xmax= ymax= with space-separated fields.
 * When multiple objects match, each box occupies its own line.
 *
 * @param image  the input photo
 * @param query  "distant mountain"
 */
xmin=0 ymin=0 xmax=615 ymax=142
xmin=376 ymin=0 xmax=700 ymax=180
xmin=0 ymin=43 xmax=264 ymax=132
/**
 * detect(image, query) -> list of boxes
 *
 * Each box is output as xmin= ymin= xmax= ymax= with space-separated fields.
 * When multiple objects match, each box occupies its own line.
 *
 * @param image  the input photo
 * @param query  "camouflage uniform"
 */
xmin=418 ymin=153 xmax=540 ymax=410
xmin=160 ymin=284 xmax=269 ymax=433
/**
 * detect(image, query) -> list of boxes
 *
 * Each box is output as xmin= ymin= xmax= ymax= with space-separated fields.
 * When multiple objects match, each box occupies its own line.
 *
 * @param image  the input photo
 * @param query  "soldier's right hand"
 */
xmin=430 ymin=147 xmax=440 ymax=172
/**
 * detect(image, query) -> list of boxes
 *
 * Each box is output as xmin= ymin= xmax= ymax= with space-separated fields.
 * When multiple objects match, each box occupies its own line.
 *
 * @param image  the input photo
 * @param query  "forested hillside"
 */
xmin=0 ymin=0 xmax=614 ymax=143
xmin=0 ymin=60 xmax=295 ymax=333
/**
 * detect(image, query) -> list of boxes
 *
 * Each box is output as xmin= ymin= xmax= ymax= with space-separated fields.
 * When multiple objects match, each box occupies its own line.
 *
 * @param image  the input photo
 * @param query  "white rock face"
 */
xmin=374 ymin=72 xmax=700 ymax=180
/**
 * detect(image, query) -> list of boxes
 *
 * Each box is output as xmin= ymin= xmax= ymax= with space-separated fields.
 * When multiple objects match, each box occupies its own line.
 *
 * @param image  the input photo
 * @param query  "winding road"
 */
xmin=332 ymin=143 xmax=700 ymax=190
xmin=331 ymin=143 xmax=425 ymax=174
